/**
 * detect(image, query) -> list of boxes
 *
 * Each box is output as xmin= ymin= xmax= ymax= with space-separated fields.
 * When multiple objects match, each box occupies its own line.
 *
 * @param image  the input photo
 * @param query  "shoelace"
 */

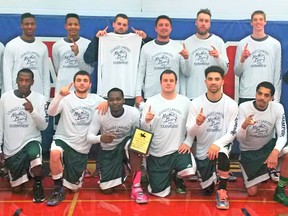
xmin=218 ymin=189 xmax=228 ymax=201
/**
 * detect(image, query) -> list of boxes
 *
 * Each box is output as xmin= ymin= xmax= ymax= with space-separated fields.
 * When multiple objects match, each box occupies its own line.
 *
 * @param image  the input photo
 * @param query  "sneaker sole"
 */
xmin=131 ymin=195 xmax=148 ymax=204
xmin=33 ymin=198 xmax=45 ymax=203
xmin=216 ymin=205 xmax=229 ymax=210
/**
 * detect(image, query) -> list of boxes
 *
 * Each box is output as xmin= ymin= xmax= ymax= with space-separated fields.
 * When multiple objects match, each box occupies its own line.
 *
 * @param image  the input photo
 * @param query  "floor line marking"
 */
xmin=67 ymin=191 xmax=79 ymax=216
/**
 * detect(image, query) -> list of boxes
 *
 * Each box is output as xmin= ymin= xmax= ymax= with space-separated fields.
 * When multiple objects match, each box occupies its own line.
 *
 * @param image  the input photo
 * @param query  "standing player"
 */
xmin=186 ymin=66 xmax=238 ymax=210
xmin=234 ymin=10 xmax=281 ymax=103
xmin=141 ymin=69 xmax=196 ymax=197
xmin=0 ymin=68 xmax=48 ymax=203
xmin=184 ymin=8 xmax=229 ymax=100
xmin=46 ymin=71 xmax=107 ymax=206
xmin=52 ymin=13 xmax=93 ymax=93
xmin=135 ymin=15 xmax=190 ymax=108
xmin=237 ymin=81 xmax=288 ymax=206
xmin=3 ymin=13 xmax=50 ymax=101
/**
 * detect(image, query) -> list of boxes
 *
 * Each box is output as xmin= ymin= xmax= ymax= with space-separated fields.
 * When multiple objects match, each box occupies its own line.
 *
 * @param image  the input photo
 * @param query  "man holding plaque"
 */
xmin=141 ymin=69 xmax=196 ymax=197
xmin=87 ymin=88 xmax=148 ymax=204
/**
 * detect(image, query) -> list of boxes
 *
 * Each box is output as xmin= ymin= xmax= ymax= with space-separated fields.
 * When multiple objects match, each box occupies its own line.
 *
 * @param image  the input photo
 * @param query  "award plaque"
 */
xmin=129 ymin=127 xmax=153 ymax=155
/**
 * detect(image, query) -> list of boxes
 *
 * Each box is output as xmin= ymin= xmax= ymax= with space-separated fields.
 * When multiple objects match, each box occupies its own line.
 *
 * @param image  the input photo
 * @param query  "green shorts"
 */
xmin=147 ymin=151 xmax=196 ymax=197
xmin=51 ymin=139 xmax=88 ymax=190
xmin=5 ymin=141 xmax=42 ymax=187
xmin=195 ymin=158 xmax=217 ymax=189
xmin=240 ymin=139 xmax=276 ymax=188
xmin=99 ymin=136 xmax=131 ymax=190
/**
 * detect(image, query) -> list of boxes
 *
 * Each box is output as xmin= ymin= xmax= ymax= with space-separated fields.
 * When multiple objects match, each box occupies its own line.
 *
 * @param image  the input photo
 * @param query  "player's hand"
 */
xmin=179 ymin=43 xmax=189 ymax=59
xmin=60 ymin=83 xmax=73 ymax=96
xmin=131 ymin=27 xmax=147 ymax=39
xmin=207 ymin=144 xmax=220 ymax=160
xmin=209 ymin=45 xmax=219 ymax=58
xmin=96 ymin=101 xmax=108 ymax=115
xmin=240 ymin=43 xmax=250 ymax=63
xmin=241 ymin=114 xmax=255 ymax=130
xmin=96 ymin=26 xmax=108 ymax=38
xmin=135 ymin=96 xmax=144 ymax=108
xmin=70 ymin=38 xmax=79 ymax=56
xmin=178 ymin=143 xmax=191 ymax=154
xmin=196 ymin=108 xmax=206 ymax=126
xmin=23 ymin=96 xmax=34 ymax=113
xmin=100 ymin=133 xmax=115 ymax=143
xmin=264 ymin=149 xmax=279 ymax=169
xmin=145 ymin=105 xmax=155 ymax=123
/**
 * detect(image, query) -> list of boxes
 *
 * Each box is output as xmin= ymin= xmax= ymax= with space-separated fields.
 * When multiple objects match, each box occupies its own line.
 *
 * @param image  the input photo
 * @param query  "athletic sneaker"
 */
xmin=228 ymin=172 xmax=237 ymax=182
xmin=273 ymin=187 xmax=288 ymax=206
xmin=173 ymin=173 xmax=186 ymax=194
xmin=84 ymin=168 xmax=92 ymax=178
xmin=47 ymin=187 xmax=65 ymax=206
xmin=131 ymin=186 xmax=148 ymax=204
xmin=216 ymin=189 xmax=229 ymax=210
xmin=33 ymin=183 xmax=45 ymax=203
xmin=269 ymin=169 xmax=280 ymax=183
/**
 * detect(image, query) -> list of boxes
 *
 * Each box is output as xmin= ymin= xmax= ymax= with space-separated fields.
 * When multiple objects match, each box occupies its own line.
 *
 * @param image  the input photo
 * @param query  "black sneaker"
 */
xmin=173 ymin=172 xmax=186 ymax=194
xmin=33 ymin=183 xmax=45 ymax=203
xmin=47 ymin=187 xmax=65 ymax=206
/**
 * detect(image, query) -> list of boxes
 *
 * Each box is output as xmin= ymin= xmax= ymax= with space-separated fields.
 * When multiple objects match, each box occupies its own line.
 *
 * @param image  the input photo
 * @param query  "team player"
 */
xmin=0 ymin=42 xmax=4 ymax=95
xmin=186 ymin=66 xmax=238 ymax=210
xmin=84 ymin=13 xmax=152 ymax=106
xmin=52 ymin=13 xmax=93 ymax=93
xmin=87 ymin=88 xmax=148 ymax=204
xmin=141 ymin=69 xmax=196 ymax=197
xmin=46 ymin=71 xmax=107 ymax=206
xmin=234 ymin=10 xmax=282 ymax=103
xmin=0 ymin=68 xmax=48 ymax=203
xmin=237 ymin=81 xmax=288 ymax=206
xmin=135 ymin=15 xmax=190 ymax=108
xmin=3 ymin=13 xmax=50 ymax=101
xmin=183 ymin=8 xmax=229 ymax=99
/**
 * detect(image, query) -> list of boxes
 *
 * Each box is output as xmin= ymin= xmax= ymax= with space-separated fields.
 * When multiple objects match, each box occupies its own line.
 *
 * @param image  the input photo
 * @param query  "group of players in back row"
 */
xmin=0 ymin=8 xmax=286 ymax=211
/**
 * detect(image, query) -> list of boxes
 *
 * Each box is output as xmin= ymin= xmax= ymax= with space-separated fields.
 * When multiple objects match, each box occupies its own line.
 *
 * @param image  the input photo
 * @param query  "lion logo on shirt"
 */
xmin=195 ymin=50 xmax=209 ymax=63
xmin=23 ymin=54 xmax=37 ymax=68
xmin=251 ymin=123 xmax=268 ymax=136
xmin=252 ymin=53 xmax=265 ymax=65
xmin=114 ymin=49 xmax=127 ymax=62
xmin=162 ymin=112 xmax=177 ymax=125
xmin=155 ymin=55 xmax=170 ymax=67
xmin=63 ymin=50 xmax=77 ymax=67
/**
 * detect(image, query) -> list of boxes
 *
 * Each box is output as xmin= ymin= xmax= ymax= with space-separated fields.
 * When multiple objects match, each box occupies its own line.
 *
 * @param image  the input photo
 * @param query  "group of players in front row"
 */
xmin=0 ymin=66 xmax=287 ymax=210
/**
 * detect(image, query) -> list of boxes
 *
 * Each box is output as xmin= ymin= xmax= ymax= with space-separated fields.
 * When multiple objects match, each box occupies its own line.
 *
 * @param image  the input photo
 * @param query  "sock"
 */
xmin=34 ymin=176 xmax=42 ymax=185
xmin=54 ymin=178 xmax=63 ymax=188
xmin=277 ymin=176 xmax=288 ymax=191
xmin=133 ymin=171 xmax=141 ymax=188
xmin=218 ymin=177 xmax=228 ymax=190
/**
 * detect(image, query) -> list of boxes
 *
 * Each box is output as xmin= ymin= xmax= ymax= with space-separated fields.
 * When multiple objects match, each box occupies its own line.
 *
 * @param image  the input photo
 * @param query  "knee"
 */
xmin=218 ymin=153 xmax=230 ymax=172
xmin=282 ymin=153 xmax=288 ymax=162
xmin=50 ymin=150 xmax=61 ymax=163
xmin=247 ymin=186 xmax=258 ymax=196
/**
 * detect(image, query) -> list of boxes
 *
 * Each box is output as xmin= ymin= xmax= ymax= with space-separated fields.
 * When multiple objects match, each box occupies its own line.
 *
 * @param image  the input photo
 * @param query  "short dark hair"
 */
xmin=205 ymin=66 xmax=225 ymax=78
xmin=114 ymin=13 xmax=128 ymax=22
xmin=107 ymin=87 xmax=124 ymax=98
xmin=160 ymin=69 xmax=177 ymax=81
xmin=256 ymin=81 xmax=275 ymax=96
xmin=65 ymin=13 xmax=80 ymax=23
xmin=21 ymin=13 xmax=36 ymax=23
xmin=251 ymin=10 xmax=266 ymax=21
xmin=197 ymin=9 xmax=212 ymax=18
xmin=155 ymin=15 xmax=172 ymax=26
xmin=17 ymin=68 xmax=34 ymax=80
xmin=73 ymin=70 xmax=91 ymax=82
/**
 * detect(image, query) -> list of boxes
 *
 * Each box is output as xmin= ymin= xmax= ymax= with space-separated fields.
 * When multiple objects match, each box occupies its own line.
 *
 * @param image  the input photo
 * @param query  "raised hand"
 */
xmin=241 ymin=114 xmax=255 ymax=130
xmin=23 ymin=96 xmax=33 ymax=113
xmin=145 ymin=105 xmax=155 ymax=123
xmin=196 ymin=108 xmax=206 ymax=126
xmin=70 ymin=38 xmax=79 ymax=56
xmin=240 ymin=43 xmax=250 ymax=63
xmin=209 ymin=45 xmax=219 ymax=58
xmin=131 ymin=27 xmax=147 ymax=39
xmin=179 ymin=43 xmax=189 ymax=59
xmin=60 ymin=83 xmax=73 ymax=97
xmin=96 ymin=26 xmax=108 ymax=38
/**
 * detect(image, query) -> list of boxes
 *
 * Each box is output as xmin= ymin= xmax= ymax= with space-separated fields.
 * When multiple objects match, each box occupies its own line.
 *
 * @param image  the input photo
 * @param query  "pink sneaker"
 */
xmin=131 ymin=187 xmax=148 ymax=204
